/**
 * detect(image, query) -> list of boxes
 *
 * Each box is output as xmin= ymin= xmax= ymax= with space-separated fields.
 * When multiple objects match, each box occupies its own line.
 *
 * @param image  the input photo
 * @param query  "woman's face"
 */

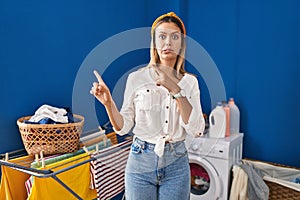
xmin=155 ymin=22 xmax=182 ymax=62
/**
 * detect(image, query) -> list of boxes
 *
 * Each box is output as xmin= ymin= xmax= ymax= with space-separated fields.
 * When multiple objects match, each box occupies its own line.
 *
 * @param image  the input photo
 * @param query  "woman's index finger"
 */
xmin=93 ymin=70 xmax=104 ymax=83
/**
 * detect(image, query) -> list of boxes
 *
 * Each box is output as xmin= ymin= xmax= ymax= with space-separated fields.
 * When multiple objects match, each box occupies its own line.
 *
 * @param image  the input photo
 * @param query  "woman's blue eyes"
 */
xmin=158 ymin=34 xmax=180 ymax=40
xmin=158 ymin=34 xmax=166 ymax=40
xmin=172 ymin=35 xmax=179 ymax=40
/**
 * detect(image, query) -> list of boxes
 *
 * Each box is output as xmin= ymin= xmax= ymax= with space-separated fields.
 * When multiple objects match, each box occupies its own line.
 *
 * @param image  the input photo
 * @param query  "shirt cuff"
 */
xmin=112 ymin=115 xmax=133 ymax=136
xmin=180 ymin=108 xmax=205 ymax=137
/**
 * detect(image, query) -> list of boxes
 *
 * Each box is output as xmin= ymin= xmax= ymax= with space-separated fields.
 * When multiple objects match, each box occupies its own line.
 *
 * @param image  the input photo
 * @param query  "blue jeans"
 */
xmin=125 ymin=137 xmax=190 ymax=200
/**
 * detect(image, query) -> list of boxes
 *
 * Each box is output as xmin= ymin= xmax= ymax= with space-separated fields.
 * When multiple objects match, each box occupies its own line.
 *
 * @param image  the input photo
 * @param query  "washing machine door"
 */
xmin=189 ymin=155 xmax=222 ymax=200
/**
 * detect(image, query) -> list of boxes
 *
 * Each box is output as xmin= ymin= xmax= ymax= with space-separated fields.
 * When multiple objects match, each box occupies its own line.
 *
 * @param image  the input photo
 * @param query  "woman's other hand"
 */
xmin=154 ymin=65 xmax=181 ymax=94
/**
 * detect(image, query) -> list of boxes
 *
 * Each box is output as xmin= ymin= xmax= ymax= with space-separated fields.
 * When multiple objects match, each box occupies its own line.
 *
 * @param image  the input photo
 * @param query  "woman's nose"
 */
xmin=165 ymin=36 xmax=171 ymax=46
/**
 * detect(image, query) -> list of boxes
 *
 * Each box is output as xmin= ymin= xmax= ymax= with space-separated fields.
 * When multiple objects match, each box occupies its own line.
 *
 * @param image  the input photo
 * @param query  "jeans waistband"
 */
xmin=134 ymin=137 xmax=184 ymax=151
xmin=134 ymin=137 xmax=155 ymax=150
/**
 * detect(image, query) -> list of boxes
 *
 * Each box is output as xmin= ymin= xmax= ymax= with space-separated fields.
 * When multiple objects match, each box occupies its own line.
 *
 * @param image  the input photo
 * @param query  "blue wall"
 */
xmin=1 ymin=0 xmax=300 ymax=169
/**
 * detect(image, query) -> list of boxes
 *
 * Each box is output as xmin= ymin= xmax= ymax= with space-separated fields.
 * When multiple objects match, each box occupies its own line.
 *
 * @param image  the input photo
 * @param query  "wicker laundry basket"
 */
xmin=243 ymin=159 xmax=300 ymax=200
xmin=264 ymin=163 xmax=300 ymax=200
xmin=266 ymin=179 xmax=300 ymax=200
xmin=17 ymin=114 xmax=84 ymax=155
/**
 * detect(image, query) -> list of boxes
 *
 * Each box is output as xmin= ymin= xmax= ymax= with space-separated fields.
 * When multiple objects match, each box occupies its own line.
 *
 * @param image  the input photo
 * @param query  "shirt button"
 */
xmin=147 ymin=89 xmax=150 ymax=92
xmin=166 ymin=106 xmax=169 ymax=109
xmin=165 ymin=120 xmax=168 ymax=123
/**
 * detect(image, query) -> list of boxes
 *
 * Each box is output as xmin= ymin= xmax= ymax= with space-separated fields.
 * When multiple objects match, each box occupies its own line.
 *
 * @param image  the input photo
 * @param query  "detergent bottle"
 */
xmin=228 ymin=98 xmax=240 ymax=134
xmin=223 ymin=104 xmax=231 ymax=137
xmin=209 ymin=102 xmax=226 ymax=138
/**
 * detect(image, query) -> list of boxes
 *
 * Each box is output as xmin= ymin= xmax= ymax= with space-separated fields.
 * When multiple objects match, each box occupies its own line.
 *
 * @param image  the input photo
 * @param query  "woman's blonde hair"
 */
xmin=148 ymin=12 xmax=187 ymax=76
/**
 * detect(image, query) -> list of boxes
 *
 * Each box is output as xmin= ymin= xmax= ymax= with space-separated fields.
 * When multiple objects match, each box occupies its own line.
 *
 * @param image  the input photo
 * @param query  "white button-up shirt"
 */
xmin=115 ymin=67 xmax=205 ymax=149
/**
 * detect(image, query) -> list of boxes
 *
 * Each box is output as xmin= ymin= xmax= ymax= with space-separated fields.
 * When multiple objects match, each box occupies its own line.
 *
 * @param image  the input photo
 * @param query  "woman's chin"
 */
xmin=160 ymin=53 xmax=177 ymax=61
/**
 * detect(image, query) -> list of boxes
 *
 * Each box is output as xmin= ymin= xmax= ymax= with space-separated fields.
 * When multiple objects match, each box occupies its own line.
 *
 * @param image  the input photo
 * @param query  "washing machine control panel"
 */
xmin=190 ymin=143 xmax=226 ymax=157
xmin=185 ymin=135 xmax=242 ymax=159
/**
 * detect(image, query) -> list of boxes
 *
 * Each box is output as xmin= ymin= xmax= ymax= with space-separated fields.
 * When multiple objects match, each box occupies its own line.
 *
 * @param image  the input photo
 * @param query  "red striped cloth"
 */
xmin=90 ymin=140 xmax=131 ymax=200
xmin=25 ymin=176 xmax=34 ymax=195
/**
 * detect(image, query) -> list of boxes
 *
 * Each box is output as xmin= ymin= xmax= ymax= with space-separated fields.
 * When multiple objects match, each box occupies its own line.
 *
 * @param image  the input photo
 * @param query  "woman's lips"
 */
xmin=162 ymin=49 xmax=173 ymax=53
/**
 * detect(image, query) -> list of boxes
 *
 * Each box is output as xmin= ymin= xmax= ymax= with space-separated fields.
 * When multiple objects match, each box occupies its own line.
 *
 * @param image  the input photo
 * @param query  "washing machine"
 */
xmin=185 ymin=133 xmax=243 ymax=200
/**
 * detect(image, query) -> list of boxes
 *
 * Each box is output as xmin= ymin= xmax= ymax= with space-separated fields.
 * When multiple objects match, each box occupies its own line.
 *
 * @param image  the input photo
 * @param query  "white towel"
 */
xmin=230 ymin=165 xmax=249 ymax=200
xmin=29 ymin=104 xmax=68 ymax=123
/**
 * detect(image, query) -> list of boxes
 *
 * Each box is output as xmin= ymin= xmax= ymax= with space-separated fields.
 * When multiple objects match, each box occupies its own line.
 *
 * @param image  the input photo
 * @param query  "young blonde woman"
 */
xmin=90 ymin=12 xmax=205 ymax=200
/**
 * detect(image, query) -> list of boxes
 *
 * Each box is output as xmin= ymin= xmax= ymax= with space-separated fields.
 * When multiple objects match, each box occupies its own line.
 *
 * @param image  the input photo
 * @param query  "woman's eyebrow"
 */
xmin=158 ymin=30 xmax=180 ymax=34
xmin=158 ymin=31 xmax=167 ymax=34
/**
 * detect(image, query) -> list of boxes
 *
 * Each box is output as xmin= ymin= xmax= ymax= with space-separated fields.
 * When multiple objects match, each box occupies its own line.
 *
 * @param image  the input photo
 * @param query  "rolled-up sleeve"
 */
xmin=179 ymin=77 xmax=205 ymax=137
xmin=113 ymin=74 xmax=135 ymax=136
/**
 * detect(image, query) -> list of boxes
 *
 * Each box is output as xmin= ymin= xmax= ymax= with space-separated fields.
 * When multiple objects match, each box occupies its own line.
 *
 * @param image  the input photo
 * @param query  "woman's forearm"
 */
xmin=176 ymin=97 xmax=192 ymax=124
xmin=105 ymin=101 xmax=124 ymax=131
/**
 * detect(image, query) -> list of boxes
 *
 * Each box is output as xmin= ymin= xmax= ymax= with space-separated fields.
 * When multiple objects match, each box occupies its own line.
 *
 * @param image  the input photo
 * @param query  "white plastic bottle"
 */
xmin=209 ymin=102 xmax=226 ymax=138
xmin=228 ymin=98 xmax=240 ymax=134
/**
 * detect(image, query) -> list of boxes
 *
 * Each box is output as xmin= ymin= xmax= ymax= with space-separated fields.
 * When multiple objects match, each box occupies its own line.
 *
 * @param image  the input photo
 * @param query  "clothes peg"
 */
xmin=104 ymin=136 xmax=108 ymax=147
xmin=35 ymin=154 xmax=39 ymax=167
xmin=98 ymin=126 xmax=106 ymax=134
xmin=40 ymin=151 xmax=45 ymax=168
xmin=5 ymin=153 xmax=9 ymax=161
xmin=96 ymin=144 xmax=99 ymax=153
xmin=83 ymin=146 xmax=91 ymax=155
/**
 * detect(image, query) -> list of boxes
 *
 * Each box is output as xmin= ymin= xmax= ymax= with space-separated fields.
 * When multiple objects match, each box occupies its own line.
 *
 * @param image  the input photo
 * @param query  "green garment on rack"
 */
xmin=31 ymin=140 xmax=111 ymax=168
xmin=0 ymin=155 xmax=34 ymax=200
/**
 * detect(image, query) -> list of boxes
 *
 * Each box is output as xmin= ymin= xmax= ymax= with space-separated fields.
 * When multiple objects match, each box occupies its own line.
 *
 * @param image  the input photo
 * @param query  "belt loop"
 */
xmin=141 ymin=142 xmax=145 ymax=150
xmin=169 ymin=143 xmax=174 ymax=151
xmin=138 ymin=137 xmax=145 ymax=150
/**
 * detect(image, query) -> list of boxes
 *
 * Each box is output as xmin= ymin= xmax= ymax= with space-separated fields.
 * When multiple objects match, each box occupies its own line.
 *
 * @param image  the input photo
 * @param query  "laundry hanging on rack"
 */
xmin=26 ymin=140 xmax=112 ymax=194
xmin=90 ymin=139 xmax=131 ymax=200
xmin=25 ymin=176 xmax=34 ymax=196
xmin=0 ymin=132 xmax=129 ymax=200
xmin=0 ymin=155 xmax=34 ymax=200
xmin=27 ymin=152 xmax=97 ymax=200
xmin=30 ymin=140 xmax=111 ymax=169
xmin=25 ymin=139 xmax=111 ymax=199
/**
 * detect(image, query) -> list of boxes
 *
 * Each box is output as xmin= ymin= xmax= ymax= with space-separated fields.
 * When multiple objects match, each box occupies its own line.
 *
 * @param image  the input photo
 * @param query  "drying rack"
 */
xmin=0 ymin=131 xmax=132 ymax=200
